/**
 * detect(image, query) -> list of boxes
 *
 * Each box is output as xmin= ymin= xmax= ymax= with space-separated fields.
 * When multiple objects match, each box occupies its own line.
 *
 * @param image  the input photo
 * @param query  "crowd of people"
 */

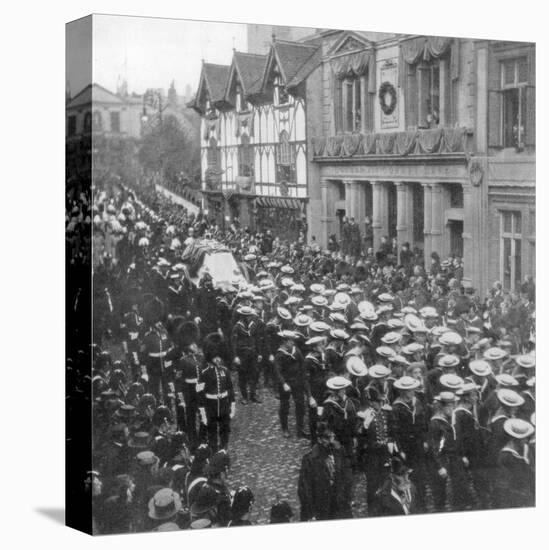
xmin=66 ymin=176 xmax=536 ymax=533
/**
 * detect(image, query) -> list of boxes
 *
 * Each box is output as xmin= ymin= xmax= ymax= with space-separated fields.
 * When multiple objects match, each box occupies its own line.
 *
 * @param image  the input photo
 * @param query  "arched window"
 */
xmin=238 ymin=134 xmax=253 ymax=177
xmin=276 ymin=130 xmax=295 ymax=183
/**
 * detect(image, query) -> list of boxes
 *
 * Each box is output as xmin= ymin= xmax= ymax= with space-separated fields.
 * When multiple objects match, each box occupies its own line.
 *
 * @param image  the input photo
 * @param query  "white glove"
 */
xmin=438 ymin=467 xmax=448 ymax=478
xmin=199 ymin=408 xmax=207 ymax=426
xmin=230 ymin=402 xmax=236 ymax=419
xmin=194 ymin=316 xmax=201 ymax=324
xmin=268 ymin=354 xmax=274 ymax=362
xmin=462 ymin=456 xmax=470 ymax=467
xmin=362 ymin=408 xmax=375 ymax=429
xmin=234 ymin=357 xmax=241 ymax=366
xmin=309 ymin=396 xmax=317 ymax=408
xmin=257 ymin=355 xmax=263 ymax=362
xmin=388 ymin=442 xmax=395 ymax=454
xmin=283 ymin=383 xmax=291 ymax=392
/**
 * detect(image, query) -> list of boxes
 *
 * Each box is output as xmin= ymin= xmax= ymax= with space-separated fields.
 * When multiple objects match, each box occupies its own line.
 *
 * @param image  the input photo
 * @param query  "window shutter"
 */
xmin=417 ymin=67 xmax=430 ymax=128
xmin=405 ymin=66 xmax=418 ymax=130
xmin=488 ymin=90 xmax=503 ymax=148
xmin=524 ymin=85 xmax=535 ymax=147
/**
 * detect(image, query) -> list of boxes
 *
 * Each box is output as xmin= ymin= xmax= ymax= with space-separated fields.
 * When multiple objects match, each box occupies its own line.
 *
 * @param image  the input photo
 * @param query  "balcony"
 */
xmin=312 ymin=127 xmax=473 ymax=162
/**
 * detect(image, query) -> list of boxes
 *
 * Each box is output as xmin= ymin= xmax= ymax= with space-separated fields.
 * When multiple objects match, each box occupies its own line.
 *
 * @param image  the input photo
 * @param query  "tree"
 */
xmin=138 ymin=113 xmax=200 ymax=187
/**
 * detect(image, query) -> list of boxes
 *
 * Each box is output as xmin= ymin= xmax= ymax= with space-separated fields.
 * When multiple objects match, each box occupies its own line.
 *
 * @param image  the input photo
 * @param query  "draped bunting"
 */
xmin=331 ymin=50 xmax=372 ymax=78
xmin=399 ymin=36 xmax=459 ymax=88
xmin=255 ymin=197 xmax=302 ymax=210
xmin=311 ymin=127 xmax=469 ymax=158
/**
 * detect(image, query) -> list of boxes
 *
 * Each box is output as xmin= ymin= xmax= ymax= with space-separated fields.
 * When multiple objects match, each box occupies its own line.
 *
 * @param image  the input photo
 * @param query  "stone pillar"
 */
xmin=343 ymin=179 xmax=354 ymax=220
xmin=462 ymin=184 xmax=474 ymax=286
xmin=395 ymin=181 xmax=413 ymax=248
xmin=422 ymin=183 xmax=433 ymax=263
xmin=372 ymin=181 xmax=388 ymax=251
xmin=320 ymin=178 xmax=337 ymax=249
xmin=430 ymin=184 xmax=444 ymax=258
xmin=354 ymin=181 xmax=367 ymax=233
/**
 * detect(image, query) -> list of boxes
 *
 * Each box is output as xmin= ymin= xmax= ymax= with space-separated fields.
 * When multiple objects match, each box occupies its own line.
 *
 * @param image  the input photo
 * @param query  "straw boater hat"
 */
xmin=439 ymin=331 xmax=463 ymax=346
xmin=280 ymin=277 xmax=294 ymax=288
xmin=323 ymin=289 xmax=337 ymax=298
xmin=336 ymin=283 xmax=351 ymax=292
xmin=148 ymin=488 xmax=182 ymax=521
xmin=281 ymin=265 xmax=294 ymax=274
xmin=431 ymin=326 xmax=450 ymax=337
xmin=330 ymin=329 xmax=350 ymax=340
xmin=393 ymin=376 xmax=420 ymax=391
xmin=515 ymin=354 xmax=535 ymax=369
xmin=469 ymin=359 xmax=492 ymax=377
xmin=439 ymin=374 xmax=464 ymax=391
xmin=360 ymin=310 xmax=379 ymax=322
xmin=334 ymin=292 xmax=351 ymax=307
xmin=434 ymin=391 xmax=458 ymax=403
xmin=503 ymin=418 xmax=534 ymax=439
xmin=438 ymin=354 xmax=460 ymax=368
xmin=326 ymin=376 xmax=352 ymax=390
xmin=401 ymin=342 xmax=424 ymax=355
xmin=310 ymin=283 xmax=326 ymax=295
xmin=244 ymin=253 xmax=256 ymax=262
xmin=456 ymin=381 xmax=480 ymax=396
xmin=376 ymin=346 xmax=396 ymax=358
xmin=495 ymin=373 xmax=519 ymax=387
xmin=309 ymin=321 xmax=331 ymax=333
xmin=128 ymin=431 xmax=152 ymax=449
xmin=294 ymin=314 xmax=312 ymax=327
xmin=350 ymin=321 xmax=368 ymax=331
xmin=305 ymin=336 xmax=326 ymax=347
xmin=378 ymin=293 xmax=394 ymax=303
xmin=381 ymin=332 xmax=402 ymax=345
xmin=496 ymin=388 xmax=525 ymax=407
xmin=329 ymin=312 xmax=347 ymax=324
xmin=276 ymin=306 xmax=292 ymax=321
xmin=483 ymin=347 xmax=508 ymax=361
xmin=291 ymin=283 xmax=306 ymax=293
xmin=420 ymin=306 xmax=439 ymax=319
xmin=355 ymin=334 xmax=372 ymax=345
xmin=369 ymin=364 xmax=391 ymax=378
xmin=346 ymin=356 xmax=368 ymax=377
xmin=389 ymin=354 xmax=410 ymax=367
xmin=278 ymin=330 xmax=298 ymax=340
xmin=388 ymin=318 xmax=405 ymax=330
xmin=311 ymin=295 xmax=328 ymax=308
xmin=401 ymin=306 xmax=418 ymax=315
xmin=377 ymin=305 xmax=393 ymax=315
xmin=237 ymin=305 xmax=255 ymax=316
xmin=285 ymin=296 xmax=302 ymax=306
xmin=328 ymin=302 xmax=346 ymax=312
xmin=136 ymin=450 xmax=158 ymax=466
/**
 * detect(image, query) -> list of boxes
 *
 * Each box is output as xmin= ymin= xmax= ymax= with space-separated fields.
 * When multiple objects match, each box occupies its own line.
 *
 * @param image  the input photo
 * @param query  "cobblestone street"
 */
xmin=228 ymin=378 xmax=369 ymax=525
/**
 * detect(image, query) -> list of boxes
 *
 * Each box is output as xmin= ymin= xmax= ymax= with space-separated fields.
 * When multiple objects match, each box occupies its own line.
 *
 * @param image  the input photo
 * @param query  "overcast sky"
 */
xmin=66 ymin=14 xmax=248 ymax=98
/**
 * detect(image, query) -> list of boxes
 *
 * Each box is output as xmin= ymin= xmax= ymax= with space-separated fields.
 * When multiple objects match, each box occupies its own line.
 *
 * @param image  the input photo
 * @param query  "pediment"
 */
xmin=330 ymin=32 xmax=372 ymax=56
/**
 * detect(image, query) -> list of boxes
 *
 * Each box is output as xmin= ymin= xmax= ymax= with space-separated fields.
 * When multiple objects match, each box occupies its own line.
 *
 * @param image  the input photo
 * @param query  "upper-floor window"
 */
xmin=488 ymin=50 xmax=535 ymax=151
xmin=500 ymin=210 xmax=522 ymax=291
xmin=237 ymin=85 xmax=248 ymax=112
xmin=238 ymin=134 xmax=253 ymax=177
xmin=342 ymin=76 xmax=362 ymax=132
xmin=274 ymin=75 xmax=289 ymax=106
xmin=83 ymin=112 xmax=92 ymax=133
xmin=110 ymin=111 xmax=121 ymax=133
xmin=207 ymin=137 xmax=221 ymax=170
xmin=501 ymin=57 xmax=528 ymax=148
xmin=68 ymin=115 xmax=76 ymax=136
xmin=276 ymin=130 xmax=296 ymax=182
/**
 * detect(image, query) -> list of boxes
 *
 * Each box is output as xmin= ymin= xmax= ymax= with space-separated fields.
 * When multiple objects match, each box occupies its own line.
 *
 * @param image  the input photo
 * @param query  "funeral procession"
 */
xmin=66 ymin=19 xmax=535 ymax=533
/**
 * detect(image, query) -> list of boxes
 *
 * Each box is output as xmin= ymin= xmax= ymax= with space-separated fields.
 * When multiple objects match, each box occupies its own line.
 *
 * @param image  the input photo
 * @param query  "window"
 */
xmin=274 ymin=74 xmax=289 ymax=106
xmin=68 ymin=115 xmax=76 ymax=136
xmin=418 ymin=61 xmax=442 ymax=128
xmin=83 ymin=112 xmax=92 ymax=133
xmin=237 ymin=85 xmax=248 ymax=112
xmin=92 ymin=111 xmax=103 ymax=131
xmin=500 ymin=211 xmax=522 ymax=291
xmin=238 ymin=134 xmax=253 ymax=177
xmin=276 ymin=130 xmax=296 ymax=182
xmin=207 ymin=137 xmax=221 ymax=170
xmin=110 ymin=111 xmax=121 ymax=133
xmin=501 ymin=57 xmax=528 ymax=148
xmin=342 ymin=76 xmax=362 ymax=132
xmin=449 ymin=184 xmax=464 ymax=208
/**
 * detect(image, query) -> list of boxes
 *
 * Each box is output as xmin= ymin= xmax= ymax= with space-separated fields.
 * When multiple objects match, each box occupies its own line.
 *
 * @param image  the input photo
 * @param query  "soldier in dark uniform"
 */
xmin=119 ymin=287 xmax=144 ymax=379
xmin=274 ymin=330 xmax=306 ymax=438
xmin=231 ymin=306 xmax=261 ymax=404
xmin=303 ymin=336 xmax=329 ymax=444
xmin=263 ymin=306 xmax=292 ymax=389
xmin=197 ymin=335 xmax=236 ymax=452
xmin=141 ymin=298 xmax=175 ymax=403
xmin=175 ymin=324 xmax=204 ymax=449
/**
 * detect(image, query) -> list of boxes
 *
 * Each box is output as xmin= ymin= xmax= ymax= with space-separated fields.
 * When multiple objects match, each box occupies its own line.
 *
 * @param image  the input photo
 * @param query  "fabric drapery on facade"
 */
xmin=311 ymin=127 xmax=469 ymax=158
xmin=399 ymin=36 xmax=459 ymax=88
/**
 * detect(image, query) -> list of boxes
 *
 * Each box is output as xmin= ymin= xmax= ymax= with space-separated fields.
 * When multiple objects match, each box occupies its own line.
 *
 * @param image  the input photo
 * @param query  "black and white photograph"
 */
xmin=64 ymin=10 xmax=537 ymax=536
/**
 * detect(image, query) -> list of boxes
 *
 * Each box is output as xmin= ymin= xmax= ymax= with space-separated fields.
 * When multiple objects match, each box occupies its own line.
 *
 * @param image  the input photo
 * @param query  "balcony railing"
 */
xmin=312 ymin=127 xmax=472 ymax=159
